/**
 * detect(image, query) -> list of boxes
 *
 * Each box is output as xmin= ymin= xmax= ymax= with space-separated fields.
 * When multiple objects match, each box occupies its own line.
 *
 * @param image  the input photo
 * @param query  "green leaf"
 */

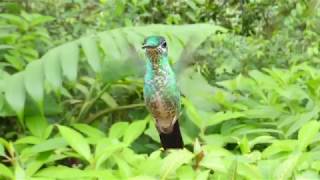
xmin=176 ymin=165 xmax=195 ymax=180
xmin=43 ymin=50 xmax=62 ymax=92
xmin=25 ymin=115 xmax=48 ymax=138
xmin=297 ymin=120 xmax=320 ymax=151
xmin=81 ymin=37 xmax=101 ymax=73
xmin=26 ymin=152 xmax=51 ymax=176
xmin=195 ymin=170 xmax=210 ymax=180
xmin=123 ymin=120 xmax=147 ymax=145
xmin=182 ymin=98 xmax=203 ymax=130
xmin=262 ymin=140 xmax=298 ymax=158
xmin=15 ymin=136 xmax=41 ymax=145
xmin=109 ymin=122 xmax=129 ymax=139
xmin=239 ymin=136 xmax=250 ymax=154
xmin=200 ymin=148 xmax=232 ymax=173
xmin=72 ymin=123 xmax=105 ymax=138
xmin=238 ymin=161 xmax=262 ymax=180
xmin=0 ymin=163 xmax=13 ymax=178
xmin=285 ymin=108 xmax=319 ymax=137
xmin=21 ymin=137 xmax=67 ymax=157
xmin=4 ymin=73 xmax=26 ymax=125
xmin=274 ymin=152 xmax=302 ymax=180
xmin=34 ymin=166 xmax=91 ymax=179
xmin=95 ymin=139 xmax=124 ymax=169
xmin=0 ymin=144 xmax=5 ymax=157
xmin=59 ymin=42 xmax=79 ymax=82
xmin=24 ymin=61 xmax=44 ymax=110
xmin=15 ymin=164 xmax=25 ymax=180
xmin=205 ymin=111 xmax=245 ymax=127
xmin=58 ymin=125 xmax=92 ymax=162
xmin=160 ymin=149 xmax=194 ymax=179
xmin=227 ymin=159 xmax=237 ymax=180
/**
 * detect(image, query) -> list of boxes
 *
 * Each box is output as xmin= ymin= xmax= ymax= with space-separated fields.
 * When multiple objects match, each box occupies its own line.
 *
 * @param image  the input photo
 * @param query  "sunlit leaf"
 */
xmin=109 ymin=122 xmax=129 ymax=139
xmin=123 ymin=120 xmax=147 ymax=145
xmin=160 ymin=149 xmax=193 ymax=179
xmin=24 ymin=61 xmax=44 ymax=110
xmin=72 ymin=123 xmax=105 ymax=138
xmin=297 ymin=120 xmax=320 ymax=151
xmin=43 ymin=50 xmax=62 ymax=92
xmin=59 ymin=42 xmax=79 ymax=82
xmin=4 ymin=73 xmax=26 ymax=125
xmin=274 ymin=152 xmax=302 ymax=180
xmin=81 ymin=37 xmax=102 ymax=73
xmin=57 ymin=125 xmax=92 ymax=161
xmin=0 ymin=163 xmax=13 ymax=178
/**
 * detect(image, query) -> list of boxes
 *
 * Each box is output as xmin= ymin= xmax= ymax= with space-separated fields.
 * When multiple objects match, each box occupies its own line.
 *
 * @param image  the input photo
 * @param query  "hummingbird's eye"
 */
xmin=161 ymin=42 xmax=167 ymax=48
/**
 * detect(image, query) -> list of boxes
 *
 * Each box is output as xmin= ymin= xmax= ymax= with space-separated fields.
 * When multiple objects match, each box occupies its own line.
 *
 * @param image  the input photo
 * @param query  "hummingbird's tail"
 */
xmin=159 ymin=120 xmax=184 ymax=149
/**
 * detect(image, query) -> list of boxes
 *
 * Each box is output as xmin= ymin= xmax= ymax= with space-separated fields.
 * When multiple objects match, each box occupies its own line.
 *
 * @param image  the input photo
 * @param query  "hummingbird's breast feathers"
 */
xmin=146 ymin=48 xmax=160 ymax=67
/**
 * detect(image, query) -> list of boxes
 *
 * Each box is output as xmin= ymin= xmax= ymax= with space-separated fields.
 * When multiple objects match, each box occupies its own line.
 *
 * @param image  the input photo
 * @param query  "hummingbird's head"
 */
xmin=142 ymin=36 xmax=167 ymax=63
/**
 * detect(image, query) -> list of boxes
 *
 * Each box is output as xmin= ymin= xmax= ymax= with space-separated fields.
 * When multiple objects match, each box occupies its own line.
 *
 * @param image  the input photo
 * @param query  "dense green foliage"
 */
xmin=1 ymin=0 xmax=320 ymax=179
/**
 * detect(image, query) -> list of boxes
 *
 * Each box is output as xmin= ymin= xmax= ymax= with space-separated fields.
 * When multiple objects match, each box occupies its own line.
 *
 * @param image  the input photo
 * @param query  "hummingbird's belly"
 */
xmin=147 ymin=92 xmax=178 ymax=133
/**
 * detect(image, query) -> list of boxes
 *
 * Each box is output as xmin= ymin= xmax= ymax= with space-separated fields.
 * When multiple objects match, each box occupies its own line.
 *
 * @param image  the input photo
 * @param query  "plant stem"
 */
xmin=85 ymin=103 xmax=145 ymax=124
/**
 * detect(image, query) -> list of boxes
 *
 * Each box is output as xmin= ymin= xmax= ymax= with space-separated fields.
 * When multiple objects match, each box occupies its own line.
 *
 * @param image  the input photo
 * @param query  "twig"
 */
xmin=85 ymin=103 xmax=145 ymax=124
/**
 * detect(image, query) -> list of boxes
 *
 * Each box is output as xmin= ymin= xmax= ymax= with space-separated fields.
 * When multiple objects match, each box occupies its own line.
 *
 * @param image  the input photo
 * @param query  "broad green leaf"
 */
xmin=43 ymin=50 xmax=62 ymax=92
xmin=239 ymin=136 xmax=250 ymax=154
xmin=15 ymin=164 xmax=25 ymax=180
xmin=101 ymin=92 xmax=118 ymax=108
xmin=274 ymin=152 xmax=302 ymax=180
xmin=24 ymin=61 xmax=44 ymax=109
xmin=297 ymin=120 xmax=320 ymax=151
xmin=200 ymin=150 xmax=231 ymax=173
xmin=123 ymin=120 xmax=147 ymax=145
xmin=26 ymin=152 xmax=51 ymax=176
xmin=129 ymin=176 xmax=157 ymax=180
xmin=72 ymin=123 xmax=105 ymax=138
xmin=0 ymin=163 xmax=13 ymax=178
xmin=205 ymin=111 xmax=245 ymax=127
xmin=227 ymin=159 xmax=237 ymax=180
xmin=109 ymin=122 xmax=129 ymax=139
xmin=114 ymin=155 xmax=132 ymax=178
xmin=58 ymin=125 xmax=92 ymax=161
xmin=195 ymin=170 xmax=210 ymax=180
xmin=295 ymin=170 xmax=320 ymax=180
xmin=136 ymin=150 xmax=162 ymax=176
xmin=95 ymin=139 xmax=124 ymax=169
xmin=144 ymin=116 xmax=162 ymax=143
xmin=81 ymin=37 xmax=101 ymax=73
xmin=15 ymin=136 xmax=41 ymax=145
xmin=21 ymin=137 xmax=67 ymax=157
xmin=0 ymin=144 xmax=5 ymax=157
xmin=238 ymin=161 xmax=262 ymax=180
xmin=249 ymin=136 xmax=276 ymax=148
xmin=4 ymin=73 xmax=26 ymax=124
xmin=285 ymin=108 xmax=319 ymax=137
xmin=182 ymin=98 xmax=203 ymax=130
xmin=262 ymin=140 xmax=298 ymax=158
xmin=35 ymin=166 xmax=92 ymax=179
xmin=179 ymin=69 xmax=217 ymax=112
xmin=202 ymin=134 xmax=225 ymax=147
xmin=160 ymin=149 xmax=194 ymax=179
xmin=25 ymin=115 xmax=48 ymax=138
xmin=257 ymin=160 xmax=280 ymax=180
xmin=311 ymin=161 xmax=320 ymax=171
xmin=176 ymin=165 xmax=195 ymax=180
xmin=59 ymin=42 xmax=79 ymax=82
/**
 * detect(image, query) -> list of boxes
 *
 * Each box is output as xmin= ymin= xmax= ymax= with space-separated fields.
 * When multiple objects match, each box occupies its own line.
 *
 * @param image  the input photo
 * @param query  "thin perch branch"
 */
xmin=85 ymin=103 xmax=145 ymax=124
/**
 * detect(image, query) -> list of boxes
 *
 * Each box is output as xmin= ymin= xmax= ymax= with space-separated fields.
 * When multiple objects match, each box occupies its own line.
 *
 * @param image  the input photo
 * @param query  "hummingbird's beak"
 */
xmin=142 ymin=44 xmax=154 ymax=49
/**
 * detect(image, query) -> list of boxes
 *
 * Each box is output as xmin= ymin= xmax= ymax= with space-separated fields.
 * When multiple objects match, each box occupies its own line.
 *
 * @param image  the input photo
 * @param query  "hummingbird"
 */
xmin=142 ymin=36 xmax=183 ymax=149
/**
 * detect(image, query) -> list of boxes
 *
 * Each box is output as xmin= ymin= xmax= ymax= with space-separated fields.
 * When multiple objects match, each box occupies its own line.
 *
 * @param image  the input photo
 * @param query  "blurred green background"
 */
xmin=0 ymin=0 xmax=320 ymax=179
